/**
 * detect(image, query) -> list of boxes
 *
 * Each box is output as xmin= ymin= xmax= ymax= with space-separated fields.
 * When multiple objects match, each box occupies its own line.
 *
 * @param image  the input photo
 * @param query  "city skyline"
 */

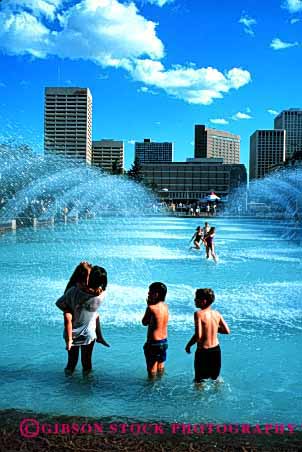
xmin=1 ymin=0 xmax=302 ymax=170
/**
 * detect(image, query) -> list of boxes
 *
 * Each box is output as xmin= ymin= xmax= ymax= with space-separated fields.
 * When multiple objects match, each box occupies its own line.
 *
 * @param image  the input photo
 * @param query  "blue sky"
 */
xmin=0 ymin=0 xmax=302 ymax=171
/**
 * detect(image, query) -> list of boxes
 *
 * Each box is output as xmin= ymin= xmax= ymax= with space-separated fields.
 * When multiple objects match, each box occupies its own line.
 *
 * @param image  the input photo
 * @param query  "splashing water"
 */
xmin=0 ymin=216 xmax=301 ymax=424
xmin=0 ymin=144 xmax=157 ymax=222
xmin=227 ymin=166 xmax=302 ymax=240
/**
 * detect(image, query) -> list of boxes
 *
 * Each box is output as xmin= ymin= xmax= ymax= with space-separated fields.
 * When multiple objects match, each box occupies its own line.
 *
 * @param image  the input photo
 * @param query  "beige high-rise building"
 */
xmin=44 ymin=87 xmax=92 ymax=164
xmin=92 ymin=140 xmax=124 ymax=173
xmin=194 ymin=125 xmax=240 ymax=164
xmin=249 ymin=130 xmax=286 ymax=180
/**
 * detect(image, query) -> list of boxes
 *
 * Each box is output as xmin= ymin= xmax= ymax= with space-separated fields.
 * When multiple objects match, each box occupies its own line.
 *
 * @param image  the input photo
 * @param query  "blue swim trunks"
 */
xmin=143 ymin=338 xmax=168 ymax=367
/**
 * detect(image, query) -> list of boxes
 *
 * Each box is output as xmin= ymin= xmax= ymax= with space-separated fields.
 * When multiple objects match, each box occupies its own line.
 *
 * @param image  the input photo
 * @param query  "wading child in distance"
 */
xmin=202 ymin=222 xmax=210 ymax=238
xmin=204 ymin=226 xmax=218 ymax=263
xmin=56 ymin=265 xmax=109 ymax=375
xmin=142 ymin=282 xmax=169 ymax=378
xmin=189 ymin=226 xmax=203 ymax=250
xmin=185 ymin=288 xmax=230 ymax=384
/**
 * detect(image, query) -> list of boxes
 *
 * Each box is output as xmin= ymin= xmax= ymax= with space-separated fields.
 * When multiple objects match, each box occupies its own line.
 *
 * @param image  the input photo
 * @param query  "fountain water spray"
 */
xmin=0 ymin=144 xmax=157 ymax=224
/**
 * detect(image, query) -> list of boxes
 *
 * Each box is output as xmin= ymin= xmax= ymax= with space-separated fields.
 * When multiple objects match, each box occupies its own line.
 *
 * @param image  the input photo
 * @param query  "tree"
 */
xmin=127 ymin=157 xmax=143 ymax=182
xmin=144 ymin=180 xmax=158 ymax=192
xmin=111 ymin=159 xmax=123 ymax=175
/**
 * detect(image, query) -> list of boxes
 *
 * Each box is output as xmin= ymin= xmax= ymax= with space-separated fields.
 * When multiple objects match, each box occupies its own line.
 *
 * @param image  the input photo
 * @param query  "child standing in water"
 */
xmin=56 ymin=265 xmax=109 ymax=375
xmin=142 ymin=282 xmax=169 ymax=378
xmin=185 ymin=288 xmax=230 ymax=383
xmin=202 ymin=222 xmax=210 ymax=238
xmin=61 ymin=262 xmax=109 ymax=351
xmin=189 ymin=226 xmax=203 ymax=249
xmin=204 ymin=226 xmax=218 ymax=263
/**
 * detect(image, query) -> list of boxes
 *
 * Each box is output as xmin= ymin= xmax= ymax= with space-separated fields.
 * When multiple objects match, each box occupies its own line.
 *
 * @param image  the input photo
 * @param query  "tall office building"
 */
xmin=92 ymin=140 xmax=124 ymax=172
xmin=274 ymin=109 xmax=302 ymax=159
xmin=194 ymin=125 xmax=240 ymax=164
xmin=135 ymin=139 xmax=173 ymax=163
xmin=249 ymin=130 xmax=286 ymax=180
xmin=44 ymin=87 xmax=92 ymax=164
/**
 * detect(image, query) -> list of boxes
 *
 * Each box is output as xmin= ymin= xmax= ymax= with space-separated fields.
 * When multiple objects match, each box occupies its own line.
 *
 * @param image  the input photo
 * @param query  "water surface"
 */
xmin=0 ymin=216 xmax=301 ymax=424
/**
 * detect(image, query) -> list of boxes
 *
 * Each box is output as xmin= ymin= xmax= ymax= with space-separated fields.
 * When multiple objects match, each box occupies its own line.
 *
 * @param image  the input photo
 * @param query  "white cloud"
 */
xmin=270 ymin=38 xmax=299 ymax=49
xmin=0 ymin=0 xmax=251 ymax=106
xmin=267 ymin=109 xmax=279 ymax=115
xmin=137 ymin=86 xmax=158 ymax=95
xmin=0 ymin=0 xmax=164 ymax=64
xmin=282 ymin=0 xmax=302 ymax=13
xmin=290 ymin=17 xmax=300 ymax=23
xmin=138 ymin=86 xmax=149 ymax=93
xmin=232 ymin=111 xmax=252 ymax=120
xmin=239 ymin=13 xmax=257 ymax=36
xmin=209 ymin=118 xmax=229 ymax=125
xmin=1 ymin=0 xmax=63 ymax=19
xmin=54 ymin=0 xmax=164 ymax=65
xmin=98 ymin=73 xmax=109 ymax=80
xmin=143 ymin=0 xmax=174 ymax=6
xmin=0 ymin=10 xmax=50 ymax=57
xmin=131 ymin=60 xmax=251 ymax=105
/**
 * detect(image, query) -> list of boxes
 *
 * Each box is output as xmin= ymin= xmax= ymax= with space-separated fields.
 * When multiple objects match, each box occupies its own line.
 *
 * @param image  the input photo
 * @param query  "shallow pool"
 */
xmin=0 ymin=216 xmax=301 ymax=424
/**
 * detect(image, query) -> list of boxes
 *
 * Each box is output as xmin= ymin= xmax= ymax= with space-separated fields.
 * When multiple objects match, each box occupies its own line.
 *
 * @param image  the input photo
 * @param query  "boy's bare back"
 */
xmin=142 ymin=282 xmax=169 ymax=377
xmin=195 ymin=308 xmax=229 ymax=349
xmin=185 ymin=288 xmax=230 ymax=382
xmin=145 ymin=302 xmax=169 ymax=341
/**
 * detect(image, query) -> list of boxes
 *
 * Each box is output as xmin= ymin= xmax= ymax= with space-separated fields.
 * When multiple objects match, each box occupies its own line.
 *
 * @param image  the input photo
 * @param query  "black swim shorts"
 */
xmin=194 ymin=344 xmax=221 ymax=382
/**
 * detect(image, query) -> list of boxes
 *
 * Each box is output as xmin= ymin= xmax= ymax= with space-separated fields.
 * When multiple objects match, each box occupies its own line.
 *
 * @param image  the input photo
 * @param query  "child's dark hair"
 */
xmin=196 ymin=226 xmax=201 ymax=231
xmin=195 ymin=288 xmax=215 ymax=308
xmin=64 ymin=262 xmax=92 ymax=293
xmin=149 ymin=282 xmax=167 ymax=301
xmin=89 ymin=266 xmax=108 ymax=291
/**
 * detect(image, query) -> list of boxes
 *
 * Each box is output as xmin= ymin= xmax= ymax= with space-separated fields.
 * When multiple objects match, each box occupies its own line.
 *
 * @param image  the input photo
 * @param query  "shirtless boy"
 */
xmin=142 ymin=282 xmax=169 ymax=378
xmin=185 ymin=288 xmax=230 ymax=383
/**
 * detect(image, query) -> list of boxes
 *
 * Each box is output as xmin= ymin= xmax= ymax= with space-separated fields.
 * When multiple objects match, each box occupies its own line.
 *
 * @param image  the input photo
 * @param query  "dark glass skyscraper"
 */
xmin=135 ymin=139 xmax=173 ymax=163
xmin=274 ymin=109 xmax=302 ymax=159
